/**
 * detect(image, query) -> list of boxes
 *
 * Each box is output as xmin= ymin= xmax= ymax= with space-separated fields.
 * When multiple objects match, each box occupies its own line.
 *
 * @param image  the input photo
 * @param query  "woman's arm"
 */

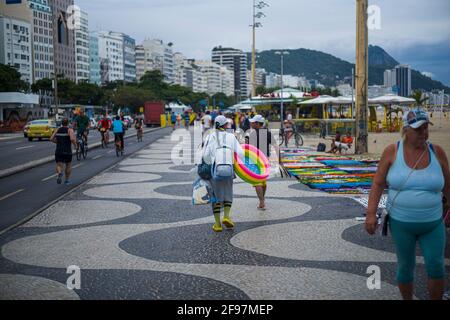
xmin=433 ymin=145 xmax=450 ymax=203
xmin=366 ymin=144 xmax=395 ymax=235
xmin=69 ymin=129 xmax=77 ymax=148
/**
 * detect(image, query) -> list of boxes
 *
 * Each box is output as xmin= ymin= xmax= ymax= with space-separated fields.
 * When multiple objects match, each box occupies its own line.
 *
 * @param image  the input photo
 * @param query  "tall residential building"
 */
xmin=49 ymin=0 xmax=76 ymax=81
xmin=75 ymin=10 xmax=89 ymax=83
xmin=383 ymin=69 xmax=396 ymax=89
xmin=211 ymin=46 xmax=248 ymax=98
xmin=265 ymin=72 xmax=281 ymax=89
xmin=0 ymin=0 xmax=33 ymax=84
xmin=89 ymin=32 xmax=100 ymax=85
xmin=28 ymin=0 xmax=54 ymax=82
xmin=0 ymin=16 xmax=32 ymax=84
xmin=395 ymin=64 xmax=412 ymax=97
xmin=123 ymin=34 xmax=136 ymax=83
xmin=135 ymin=45 xmax=152 ymax=81
xmin=97 ymin=31 xmax=124 ymax=83
xmin=137 ymin=39 xmax=174 ymax=83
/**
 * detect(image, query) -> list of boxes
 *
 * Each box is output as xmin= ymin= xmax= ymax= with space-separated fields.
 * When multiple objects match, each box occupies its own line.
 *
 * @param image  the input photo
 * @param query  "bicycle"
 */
xmin=279 ymin=124 xmax=304 ymax=148
xmin=100 ymin=129 xmax=109 ymax=148
xmin=115 ymin=134 xmax=124 ymax=157
xmin=76 ymin=132 xmax=88 ymax=161
xmin=136 ymin=127 xmax=143 ymax=142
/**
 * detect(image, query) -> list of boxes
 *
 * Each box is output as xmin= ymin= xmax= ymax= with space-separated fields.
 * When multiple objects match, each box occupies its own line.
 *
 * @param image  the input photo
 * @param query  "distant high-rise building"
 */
xmin=255 ymin=68 xmax=266 ymax=88
xmin=75 ymin=10 xmax=89 ymax=83
xmin=383 ymin=69 xmax=396 ymax=89
xmin=137 ymin=39 xmax=174 ymax=83
xmin=395 ymin=64 xmax=411 ymax=97
xmin=49 ymin=0 xmax=76 ymax=81
xmin=89 ymin=32 xmax=100 ymax=85
xmin=195 ymin=60 xmax=234 ymax=96
xmin=123 ymin=34 xmax=136 ymax=83
xmin=211 ymin=46 xmax=248 ymax=99
xmin=28 ymin=0 xmax=54 ymax=82
xmin=97 ymin=31 xmax=124 ymax=83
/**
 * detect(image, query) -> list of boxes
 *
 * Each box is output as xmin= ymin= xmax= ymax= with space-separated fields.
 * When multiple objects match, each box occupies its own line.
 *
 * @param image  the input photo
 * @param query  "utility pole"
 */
xmin=251 ymin=1 xmax=269 ymax=98
xmin=355 ymin=0 xmax=369 ymax=154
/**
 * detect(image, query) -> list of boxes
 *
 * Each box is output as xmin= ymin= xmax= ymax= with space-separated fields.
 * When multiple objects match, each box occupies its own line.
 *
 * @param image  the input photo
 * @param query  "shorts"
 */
xmin=253 ymin=181 xmax=267 ymax=188
xmin=55 ymin=153 xmax=72 ymax=164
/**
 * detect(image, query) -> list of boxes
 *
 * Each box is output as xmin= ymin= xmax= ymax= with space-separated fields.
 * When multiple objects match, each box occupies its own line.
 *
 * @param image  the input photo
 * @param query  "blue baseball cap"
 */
xmin=403 ymin=109 xmax=433 ymax=129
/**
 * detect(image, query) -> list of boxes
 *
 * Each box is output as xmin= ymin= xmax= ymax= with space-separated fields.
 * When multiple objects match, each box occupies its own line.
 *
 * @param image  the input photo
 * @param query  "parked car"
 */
xmin=23 ymin=121 xmax=32 ymax=138
xmin=27 ymin=119 xmax=57 ymax=141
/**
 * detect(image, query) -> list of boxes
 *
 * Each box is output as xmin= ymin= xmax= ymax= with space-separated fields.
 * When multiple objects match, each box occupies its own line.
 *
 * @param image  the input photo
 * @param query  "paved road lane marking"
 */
xmin=41 ymin=163 xmax=84 ymax=182
xmin=93 ymin=155 xmax=102 ymax=160
xmin=0 ymin=189 xmax=25 ymax=201
xmin=15 ymin=145 xmax=35 ymax=151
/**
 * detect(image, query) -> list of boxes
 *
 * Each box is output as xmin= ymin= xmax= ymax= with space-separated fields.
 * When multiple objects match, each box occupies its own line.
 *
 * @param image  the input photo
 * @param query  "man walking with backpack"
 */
xmin=202 ymin=116 xmax=245 ymax=232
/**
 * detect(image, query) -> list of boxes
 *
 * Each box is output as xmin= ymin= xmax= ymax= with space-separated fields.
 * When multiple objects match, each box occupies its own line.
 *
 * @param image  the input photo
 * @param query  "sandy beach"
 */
xmin=299 ymin=115 xmax=450 ymax=159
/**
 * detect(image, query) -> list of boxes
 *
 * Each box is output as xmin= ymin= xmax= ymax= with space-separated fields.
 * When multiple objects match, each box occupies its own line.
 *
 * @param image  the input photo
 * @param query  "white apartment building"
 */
xmin=194 ymin=60 xmax=234 ymax=96
xmin=75 ymin=10 xmax=89 ymax=83
xmin=135 ymin=45 xmax=152 ymax=81
xmin=265 ymin=72 xmax=281 ymax=88
xmin=28 ymin=0 xmax=54 ymax=82
xmin=137 ymin=39 xmax=174 ymax=83
xmin=97 ymin=31 xmax=124 ymax=83
xmin=383 ymin=69 xmax=396 ymax=88
xmin=0 ymin=16 xmax=32 ymax=84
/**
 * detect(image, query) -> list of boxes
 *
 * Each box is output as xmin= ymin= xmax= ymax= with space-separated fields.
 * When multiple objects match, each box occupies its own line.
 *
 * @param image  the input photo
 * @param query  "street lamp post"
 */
xmin=251 ymin=1 xmax=269 ymax=98
xmin=275 ymin=51 xmax=289 ymax=129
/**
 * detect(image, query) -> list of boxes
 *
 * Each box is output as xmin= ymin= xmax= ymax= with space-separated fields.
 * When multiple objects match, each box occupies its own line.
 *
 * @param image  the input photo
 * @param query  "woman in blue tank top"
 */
xmin=366 ymin=109 xmax=450 ymax=300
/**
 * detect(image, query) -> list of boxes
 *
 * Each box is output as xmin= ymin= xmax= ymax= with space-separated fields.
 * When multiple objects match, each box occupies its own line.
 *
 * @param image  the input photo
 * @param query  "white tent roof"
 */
xmin=228 ymin=104 xmax=252 ymax=111
xmin=368 ymin=94 xmax=416 ymax=105
xmin=299 ymin=95 xmax=335 ymax=105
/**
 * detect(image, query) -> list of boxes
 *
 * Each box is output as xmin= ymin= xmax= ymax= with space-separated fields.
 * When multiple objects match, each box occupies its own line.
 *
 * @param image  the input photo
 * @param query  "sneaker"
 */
xmin=56 ymin=173 xmax=63 ymax=185
xmin=212 ymin=224 xmax=223 ymax=233
xmin=64 ymin=180 xmax=71 ymax=185
xmin=222 ymin=218 xmax=235 ymax=229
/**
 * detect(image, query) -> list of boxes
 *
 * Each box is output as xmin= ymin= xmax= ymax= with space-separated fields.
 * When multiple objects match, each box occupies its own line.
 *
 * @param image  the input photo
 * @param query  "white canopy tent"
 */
xmin=368 ymin=94 xmax=416 ymax=105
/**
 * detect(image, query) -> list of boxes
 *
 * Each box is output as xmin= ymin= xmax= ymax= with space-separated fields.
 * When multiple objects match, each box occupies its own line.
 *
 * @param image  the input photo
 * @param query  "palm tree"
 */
xmin=411 ymin=90 xmax=429 ymax=108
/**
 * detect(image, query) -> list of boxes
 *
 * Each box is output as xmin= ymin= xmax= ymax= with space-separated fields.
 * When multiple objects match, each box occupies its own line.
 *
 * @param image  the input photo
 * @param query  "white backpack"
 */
xmin=212 ymin=131 xmax=234 ymax=181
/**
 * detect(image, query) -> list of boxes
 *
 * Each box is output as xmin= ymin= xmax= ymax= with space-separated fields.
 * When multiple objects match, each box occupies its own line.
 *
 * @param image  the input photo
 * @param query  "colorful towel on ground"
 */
xmin=281 ymin=147 xmax=380 ymax=195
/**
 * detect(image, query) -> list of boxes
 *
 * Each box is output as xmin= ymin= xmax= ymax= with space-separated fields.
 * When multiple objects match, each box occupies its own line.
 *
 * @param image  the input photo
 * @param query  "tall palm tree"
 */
xmin=411 ymin=90 xmax=429 ymax=108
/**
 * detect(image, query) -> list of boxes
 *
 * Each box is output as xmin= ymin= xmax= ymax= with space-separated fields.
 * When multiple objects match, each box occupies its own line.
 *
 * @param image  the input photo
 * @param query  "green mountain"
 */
xmin=248 ymin=45 xmax=450 ymax=92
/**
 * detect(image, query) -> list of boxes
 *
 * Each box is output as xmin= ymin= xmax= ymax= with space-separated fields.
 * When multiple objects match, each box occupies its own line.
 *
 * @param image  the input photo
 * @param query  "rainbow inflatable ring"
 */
xmin=234 ymin=144 xmax=271 ymax=185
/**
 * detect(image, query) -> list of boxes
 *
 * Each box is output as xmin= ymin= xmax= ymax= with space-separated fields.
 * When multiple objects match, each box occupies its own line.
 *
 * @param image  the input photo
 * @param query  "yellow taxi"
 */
xmin=27 ymin=119 xmax=57 ymax=141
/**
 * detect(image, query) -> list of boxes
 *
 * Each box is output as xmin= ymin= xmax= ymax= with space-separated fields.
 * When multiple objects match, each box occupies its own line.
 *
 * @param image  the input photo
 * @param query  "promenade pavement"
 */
xmin=0 ymin=129 xmax=449 ymax=300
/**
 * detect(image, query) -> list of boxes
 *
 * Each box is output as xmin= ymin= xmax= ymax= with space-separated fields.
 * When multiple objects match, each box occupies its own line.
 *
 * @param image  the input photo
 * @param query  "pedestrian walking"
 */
xmin=50 ymin=118 xmax=77 ymax=185
xmin=365 ymin=109 xmax=450 ymax=300
xmin=202 ymin=116 xmax=245 ymax=232
xmin=245 ymin=115 xmax=278 ymax=211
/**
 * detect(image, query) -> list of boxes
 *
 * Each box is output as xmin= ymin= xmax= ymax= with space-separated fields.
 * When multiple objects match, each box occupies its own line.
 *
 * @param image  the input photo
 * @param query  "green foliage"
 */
xmin=31 ymin=78 xmax=53 ymax=93
xmin=0 ymin=64 xmax=29 ymax=92
xmin=410 ymin=90 xmax=428 ymax=106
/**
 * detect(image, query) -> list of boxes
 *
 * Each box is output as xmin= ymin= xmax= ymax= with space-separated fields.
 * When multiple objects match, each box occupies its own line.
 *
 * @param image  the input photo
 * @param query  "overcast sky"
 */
xmin=75 ymin=0 xmax=450 ymax=85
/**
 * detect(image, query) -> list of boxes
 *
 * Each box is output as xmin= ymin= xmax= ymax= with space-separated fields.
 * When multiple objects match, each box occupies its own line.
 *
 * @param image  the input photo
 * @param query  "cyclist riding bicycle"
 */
xmin=73 ymin=110 xmax=91 ymax=145
xmin=134 ymin=116 xmax=144 ymax=131
xmin=112 ymin=115 xmax=125 ymax=152
xmin=99 ymin=114 xmax=112 ymax=143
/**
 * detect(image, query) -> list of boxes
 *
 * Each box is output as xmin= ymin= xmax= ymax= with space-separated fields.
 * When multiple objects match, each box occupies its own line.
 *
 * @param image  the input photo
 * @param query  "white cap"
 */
xmin=249 ymin=115 xmax=265 ymax=123
xmin=402 ymin=109 xmax=433 ymax=129
xmin=215 ymin=115 xmax=228 ymax=127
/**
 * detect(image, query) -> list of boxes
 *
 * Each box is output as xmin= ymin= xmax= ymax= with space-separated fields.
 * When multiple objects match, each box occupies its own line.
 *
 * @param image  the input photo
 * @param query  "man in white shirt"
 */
xmin=202 ymin=111 xmax=212 ymax=135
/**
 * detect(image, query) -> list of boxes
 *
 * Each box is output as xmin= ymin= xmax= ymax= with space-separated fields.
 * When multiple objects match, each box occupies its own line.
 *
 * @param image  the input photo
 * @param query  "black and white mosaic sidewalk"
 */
xmin=1 ymin=131 xmax=449 ymax=300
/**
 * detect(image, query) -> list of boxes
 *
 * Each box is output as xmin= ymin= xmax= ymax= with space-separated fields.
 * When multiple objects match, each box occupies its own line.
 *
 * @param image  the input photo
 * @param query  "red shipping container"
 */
xmin=144 ymin=102 xmax=165 ymax=126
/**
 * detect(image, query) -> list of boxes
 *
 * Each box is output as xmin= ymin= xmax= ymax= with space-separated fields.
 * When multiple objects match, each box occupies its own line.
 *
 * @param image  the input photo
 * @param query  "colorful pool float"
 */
xmin=234 ymin=144 xmax=270 ymax=185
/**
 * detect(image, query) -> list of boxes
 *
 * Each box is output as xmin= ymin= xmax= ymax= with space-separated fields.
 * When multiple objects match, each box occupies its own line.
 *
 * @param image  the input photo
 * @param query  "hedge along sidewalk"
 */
xmin=0 ymin=127 xmax=164 ymax=179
